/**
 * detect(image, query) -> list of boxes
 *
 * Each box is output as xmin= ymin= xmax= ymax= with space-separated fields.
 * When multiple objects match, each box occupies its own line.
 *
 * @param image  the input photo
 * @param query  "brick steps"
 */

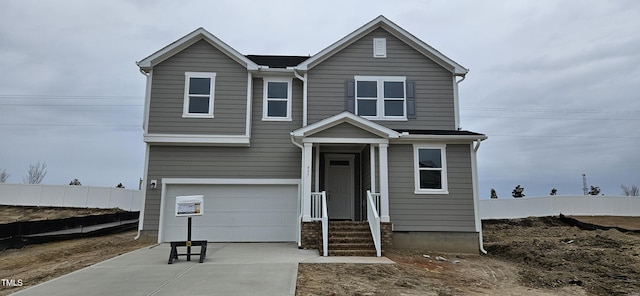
xmin=323 ymin=221 xmax=380 ymax=256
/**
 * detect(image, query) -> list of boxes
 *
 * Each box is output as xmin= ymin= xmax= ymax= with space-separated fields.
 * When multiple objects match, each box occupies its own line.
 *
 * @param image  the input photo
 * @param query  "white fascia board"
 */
xmin=251 ymin=67 xmax=296 ymax=78
xmin=296 ymin=16 xmax=468 ymax=75
xmin=302 ymin=137 xmax=389 ymax=144
xmin=297 ymin=17 xmax=384 ymax=71
xmin=291 ymin=111 xmax=399 ymax=139
xmin=144 ymin=133 xmax=250 ymax=146
xmin=161 ymin=178 xmax=301 ymax=185
xmin=137 ymin=27 xmax=258 ymax=71
xmin=378 ymin=20 xmax=468 ymax=75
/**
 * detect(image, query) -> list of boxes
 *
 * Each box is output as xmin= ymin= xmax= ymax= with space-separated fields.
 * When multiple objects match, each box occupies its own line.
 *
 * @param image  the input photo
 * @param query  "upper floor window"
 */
xmin=355 ymin=76 xmax=406 ymax=120
xmin=414 ymin=145 xmax=448 ymax=194
xmin=263 ymin=78 xmax=292 ymax=121
xmin=183 ymin=72 xmax=216 ymax=118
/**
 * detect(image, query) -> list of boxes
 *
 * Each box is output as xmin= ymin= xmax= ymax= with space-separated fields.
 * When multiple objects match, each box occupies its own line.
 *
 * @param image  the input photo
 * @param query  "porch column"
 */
xmin=302 ymin=142 xmax=313 ymax=222
xmin=370 ymin=145 xmax=376 ymax=193
xmin=378 ymin=143 xmax=390 ymax=222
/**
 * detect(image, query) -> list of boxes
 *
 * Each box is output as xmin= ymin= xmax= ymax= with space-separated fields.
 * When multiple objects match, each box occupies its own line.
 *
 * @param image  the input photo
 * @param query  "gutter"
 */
xmin=472 ymin=139 xmax=487 ymax=254
xmin=291 ymin=136 xmax=304 ymax=247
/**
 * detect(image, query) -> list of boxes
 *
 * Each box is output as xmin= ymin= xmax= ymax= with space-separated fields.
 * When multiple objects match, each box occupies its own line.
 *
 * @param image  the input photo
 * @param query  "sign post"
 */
xmin=168 ymin=195 xmax=207 ymax=264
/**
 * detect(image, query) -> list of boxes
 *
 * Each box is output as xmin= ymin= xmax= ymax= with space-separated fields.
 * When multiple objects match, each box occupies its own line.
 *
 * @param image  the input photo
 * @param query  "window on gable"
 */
xmin=263 ymin=78 xmax=292 ymax=121
xmin=183 ymin=72 xmax=215 ymax=118
xmin=414 ymin=145 xmax=448 ymax=194
xmin=355 ymin=76 xmax=406 ymax=120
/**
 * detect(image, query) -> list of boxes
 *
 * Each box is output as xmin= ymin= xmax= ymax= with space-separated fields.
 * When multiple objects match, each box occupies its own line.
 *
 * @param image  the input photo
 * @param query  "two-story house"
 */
xmin=136 ymin=16 xmax=487 ymax=255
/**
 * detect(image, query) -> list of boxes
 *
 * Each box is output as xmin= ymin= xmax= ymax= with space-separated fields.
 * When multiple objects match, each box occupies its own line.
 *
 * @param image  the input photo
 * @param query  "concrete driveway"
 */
xmin=11 ymin=243 xmax=393 ymax=296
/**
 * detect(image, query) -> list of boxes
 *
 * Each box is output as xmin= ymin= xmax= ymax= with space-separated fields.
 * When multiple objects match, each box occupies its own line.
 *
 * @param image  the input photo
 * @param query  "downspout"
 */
xmin=138 ymin=68 xmax=151 ymax=132
xmin=291 ymin=136 xmax=304 ymax=247
xmin=454 ymin=74 xmax=466 ymax=130
xmin=135 ymin=67 xmax=151 ymax=240
xmin=293 ymin=69 xmax=308 ymax=126
xmin=472 ymin=139 xmax=487 ymax=254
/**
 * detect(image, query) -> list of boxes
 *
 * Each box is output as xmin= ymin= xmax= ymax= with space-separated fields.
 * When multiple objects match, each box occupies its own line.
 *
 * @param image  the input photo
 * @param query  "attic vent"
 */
xmin=373 ymin=38 xmax=386 ymax=58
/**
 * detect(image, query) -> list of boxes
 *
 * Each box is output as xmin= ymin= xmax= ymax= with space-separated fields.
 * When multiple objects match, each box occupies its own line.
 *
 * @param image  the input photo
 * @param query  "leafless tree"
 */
xmin=23 ymin=162 xmax=47 ymax=184
xmin=621 ymin=184 xmax=639 ymax=196
xmin=0 ymin=169 xmax=9 ymax=183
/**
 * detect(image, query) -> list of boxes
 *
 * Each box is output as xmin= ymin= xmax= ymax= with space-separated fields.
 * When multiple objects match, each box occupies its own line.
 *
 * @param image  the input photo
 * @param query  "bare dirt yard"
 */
xmin=296 ymin=216 xmax=640 ymax=296
xmin=1 ymin=205 xmax=639 ymax=296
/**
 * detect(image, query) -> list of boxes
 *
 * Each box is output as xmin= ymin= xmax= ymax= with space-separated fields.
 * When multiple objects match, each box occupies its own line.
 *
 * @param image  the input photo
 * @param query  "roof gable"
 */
xmin=137 ymin=28 xmax=259 ymax=72
xmin=291 ymin=112 xmax=399 ymax=139
xmin=296 ymin=16 xmax=468 ymax=75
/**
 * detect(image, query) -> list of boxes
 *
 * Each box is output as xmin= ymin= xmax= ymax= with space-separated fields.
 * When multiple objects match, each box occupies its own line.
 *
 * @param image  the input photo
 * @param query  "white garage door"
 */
xmin=162 ymin=183 xmax=298 ymax=242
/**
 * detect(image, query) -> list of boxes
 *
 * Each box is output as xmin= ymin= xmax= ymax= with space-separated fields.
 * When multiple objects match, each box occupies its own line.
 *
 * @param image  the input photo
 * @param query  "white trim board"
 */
xmin=143 ymin=134 xmax=250 ymax=146
xmin=161 ymin=178 xmax=301 ymax=185
xmin=137 ymin=27 xmax=259 ymax=71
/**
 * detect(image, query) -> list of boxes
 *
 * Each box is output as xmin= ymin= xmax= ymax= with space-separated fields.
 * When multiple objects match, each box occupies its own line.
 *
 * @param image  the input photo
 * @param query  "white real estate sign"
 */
xmin=175 ymin=195 xmax=204 ymax=217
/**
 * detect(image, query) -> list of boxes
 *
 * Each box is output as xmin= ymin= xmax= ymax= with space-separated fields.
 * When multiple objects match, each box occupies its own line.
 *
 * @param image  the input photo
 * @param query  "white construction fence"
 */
xmin=0 ymin=183 xmax=143 ymax=212
xmin=480 ymin=195 xmax=640 ymax=220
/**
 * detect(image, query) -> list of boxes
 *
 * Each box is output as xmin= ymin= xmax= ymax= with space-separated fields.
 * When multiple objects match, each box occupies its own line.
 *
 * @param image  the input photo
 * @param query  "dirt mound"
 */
xmin=483 ymin=216 xmax=640 ymax=295
xmin=0 ymin=205 xmax=125 ymax=224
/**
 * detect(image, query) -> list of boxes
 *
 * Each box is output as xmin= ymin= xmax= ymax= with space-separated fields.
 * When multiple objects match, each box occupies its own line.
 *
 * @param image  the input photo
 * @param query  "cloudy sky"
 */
xmin=1 ymin=0 xmax=638 ymax=197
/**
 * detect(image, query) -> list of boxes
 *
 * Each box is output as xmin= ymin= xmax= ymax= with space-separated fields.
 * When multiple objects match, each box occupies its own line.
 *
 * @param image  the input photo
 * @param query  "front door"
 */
xmin=325 ymin=154 xmax=354 ymax=220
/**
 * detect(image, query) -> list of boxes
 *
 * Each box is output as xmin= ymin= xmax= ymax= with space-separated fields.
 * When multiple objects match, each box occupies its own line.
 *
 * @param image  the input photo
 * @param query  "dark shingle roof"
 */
xmin=245 ymin=55 xmax=309 ymax=68
xmin=395 ymin=129 xmax=486 ymax=136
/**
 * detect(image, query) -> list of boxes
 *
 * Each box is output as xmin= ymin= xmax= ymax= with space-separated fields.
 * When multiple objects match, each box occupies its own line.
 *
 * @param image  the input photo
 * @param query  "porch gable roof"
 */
xmin=291 ymin=111 xmax=400 ymax=139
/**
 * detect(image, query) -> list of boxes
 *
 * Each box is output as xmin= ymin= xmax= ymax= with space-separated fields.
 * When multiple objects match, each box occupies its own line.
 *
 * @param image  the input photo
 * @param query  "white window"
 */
xmin=263 ymin=78 xmax=292 ymax=121
xmin=413 ymin=145 xmax=448 ymax=194
xmin=355 ymin=76 xmax=406 ymax=120
xmin=183 ymin=72 xmax=215 ymax=118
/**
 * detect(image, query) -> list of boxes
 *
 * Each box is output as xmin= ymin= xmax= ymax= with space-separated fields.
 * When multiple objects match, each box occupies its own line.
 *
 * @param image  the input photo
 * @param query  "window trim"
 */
xmin=413 ymin=144 xmax=449 ymax=194
xmin=354 ymin=76 xmax=407 ymax=121
xmin=262 ymin=78 xmax=293 ymax=121
xmin=183 ymin=72 xmax=216 ymax=118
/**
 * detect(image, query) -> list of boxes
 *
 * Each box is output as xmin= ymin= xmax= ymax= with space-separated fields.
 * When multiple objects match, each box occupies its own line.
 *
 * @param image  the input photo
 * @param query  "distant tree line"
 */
xmin=1 ymin=163 xmax=127 ymax=188
xmin=489 ymin=183 xmax=639 ymax=198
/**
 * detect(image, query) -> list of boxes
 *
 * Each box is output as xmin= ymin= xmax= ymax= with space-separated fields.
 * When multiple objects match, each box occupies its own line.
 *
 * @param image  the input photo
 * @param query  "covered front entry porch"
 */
xmin=305 ymin=144 xmax=388 ymax=223
xmin=291 ymin=112 xmax=399 ymax=256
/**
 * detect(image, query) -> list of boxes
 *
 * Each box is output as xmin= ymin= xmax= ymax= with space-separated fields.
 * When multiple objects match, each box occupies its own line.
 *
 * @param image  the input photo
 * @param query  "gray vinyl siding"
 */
xmin=142 ymin=77 xmax=303 ymax=231
xmin=148 ymin=40 xmax=248 ymax=135
xmin=307 ymin=28 xmax=455 ymax=130
xmin=311 ymin=123 xmax=381 ymax=138
xmin=388 ymin=143 xmax=475 ymax=232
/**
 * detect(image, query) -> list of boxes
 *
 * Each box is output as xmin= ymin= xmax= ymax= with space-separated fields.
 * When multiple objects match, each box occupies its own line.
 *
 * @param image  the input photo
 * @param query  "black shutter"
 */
xmin=345 ymin=79 xmax=355 ymax=113
xmin=406 ymin=80 xmax=416 ymax=119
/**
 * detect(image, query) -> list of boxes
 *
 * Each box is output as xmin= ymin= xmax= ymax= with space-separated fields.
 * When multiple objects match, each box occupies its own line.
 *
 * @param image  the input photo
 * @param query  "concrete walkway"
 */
xmin=11 ymin=243 xmax=393 ymax=296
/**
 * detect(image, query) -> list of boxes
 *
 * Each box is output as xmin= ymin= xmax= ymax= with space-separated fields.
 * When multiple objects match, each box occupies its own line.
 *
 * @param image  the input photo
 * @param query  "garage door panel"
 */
xmin=162 ymin=184 xmax=298 ymax=242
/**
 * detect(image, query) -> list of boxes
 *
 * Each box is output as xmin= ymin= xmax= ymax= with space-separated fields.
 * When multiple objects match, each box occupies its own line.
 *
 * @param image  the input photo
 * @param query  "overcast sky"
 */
xmin=1 ymin=0 xmax=638 ymax=197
